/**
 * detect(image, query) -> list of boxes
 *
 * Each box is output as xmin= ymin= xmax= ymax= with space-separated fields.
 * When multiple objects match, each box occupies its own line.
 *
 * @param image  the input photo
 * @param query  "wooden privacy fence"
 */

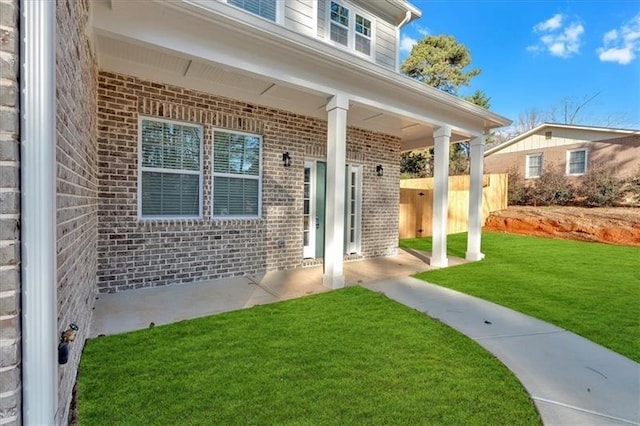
xmin=399 ymin=174 xmax=508 ymax=239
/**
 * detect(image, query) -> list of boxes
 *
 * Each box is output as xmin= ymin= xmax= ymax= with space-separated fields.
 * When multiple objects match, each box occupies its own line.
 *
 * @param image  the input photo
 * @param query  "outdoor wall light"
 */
xmin=376 ymin=165 xmax=384 ymax=176
xmin=282 ymin=152 xmax=292 ymax=167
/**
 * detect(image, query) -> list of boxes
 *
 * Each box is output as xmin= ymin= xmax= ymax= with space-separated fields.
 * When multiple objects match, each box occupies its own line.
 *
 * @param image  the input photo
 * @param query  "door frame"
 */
xmin=303 ymin=159 xmax=362 ymax=259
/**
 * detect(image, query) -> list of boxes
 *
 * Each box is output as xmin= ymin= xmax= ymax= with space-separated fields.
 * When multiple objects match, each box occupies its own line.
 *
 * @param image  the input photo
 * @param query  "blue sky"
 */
xmin=399 ymin=1 xmax=640 ymax=129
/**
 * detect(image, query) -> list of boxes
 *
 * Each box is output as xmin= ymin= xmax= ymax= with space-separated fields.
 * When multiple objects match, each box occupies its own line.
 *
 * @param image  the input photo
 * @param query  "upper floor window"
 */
xmin=566 ymin=149 xmax=587 ymax=175
xmin=526 ymin=153 xmax=543 ymax=179
xmin=227 ymin=0 xmax=277 ymax=22
xmin=328 ymin=1 xmax=374 ymax=58
xmin=212 ymin=130 xmax=262 ymax=219
xmin=139 ymin=117 xmax=203 ymax=219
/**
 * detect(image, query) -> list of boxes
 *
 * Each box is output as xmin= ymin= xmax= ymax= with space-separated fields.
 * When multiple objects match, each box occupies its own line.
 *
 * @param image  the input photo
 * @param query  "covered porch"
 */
xmin=90 ymin=0 xmax=510 ymax=290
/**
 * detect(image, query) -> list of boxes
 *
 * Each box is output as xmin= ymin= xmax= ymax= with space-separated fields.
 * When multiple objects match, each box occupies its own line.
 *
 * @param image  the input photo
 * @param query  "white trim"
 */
xmin=525 ymin=153 xmax=543 ymax=179
xmin=566 ymin=148 xmax=588 ymax=176
xmin=137 ymin=116 xmax=204 ymax=220
xmin=20 ymin=0 xmax=58 ymax=423
xmin=345 ymin=164 xmax=362 ymax=255
xmin=211 ymin=128 xmax=263 ymax=220
xmin=303 ymin=160 xmax=317 ymax=259
xmin=325 ymin=0 xmax=376 ymax=61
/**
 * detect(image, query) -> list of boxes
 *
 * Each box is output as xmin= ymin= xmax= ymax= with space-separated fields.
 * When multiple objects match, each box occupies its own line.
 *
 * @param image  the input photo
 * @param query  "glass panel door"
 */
xmin=302 ymin=161 xmax=316 ymax=259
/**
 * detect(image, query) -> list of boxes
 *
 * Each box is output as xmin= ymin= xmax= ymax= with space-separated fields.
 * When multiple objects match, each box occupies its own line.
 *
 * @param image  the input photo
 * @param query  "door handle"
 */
xmin=316 ymin=216 xmax=320 ymax=229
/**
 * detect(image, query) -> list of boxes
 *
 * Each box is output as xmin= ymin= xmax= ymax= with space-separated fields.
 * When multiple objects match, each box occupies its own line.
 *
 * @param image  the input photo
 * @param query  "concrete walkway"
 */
xmin=366 ymin=277 xmax=640 ymax=426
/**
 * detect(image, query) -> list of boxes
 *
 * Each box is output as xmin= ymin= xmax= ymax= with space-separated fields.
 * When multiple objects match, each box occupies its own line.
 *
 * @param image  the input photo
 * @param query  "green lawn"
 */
xmin=401 ymin=232 xmax=640 ymax=362
xmin=78 ymin=287 xmax=540 ymax=425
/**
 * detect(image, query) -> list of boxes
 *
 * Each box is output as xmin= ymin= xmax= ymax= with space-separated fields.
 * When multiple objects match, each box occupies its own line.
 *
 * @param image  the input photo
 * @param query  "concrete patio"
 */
xmin=90 ymin=249 xmax=463 ymax=337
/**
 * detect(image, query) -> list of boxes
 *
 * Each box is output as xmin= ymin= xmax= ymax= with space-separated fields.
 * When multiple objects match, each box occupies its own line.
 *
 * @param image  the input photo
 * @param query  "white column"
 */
xmin=323 ymin=93 xmax=349 ymax=289
xmin=21 ymin=0 xmax=58 ymax=424
xmin=466 ymin=135 xmax=486 ymax=261
xmin=431 ymin=126 xmax=451 ymax=268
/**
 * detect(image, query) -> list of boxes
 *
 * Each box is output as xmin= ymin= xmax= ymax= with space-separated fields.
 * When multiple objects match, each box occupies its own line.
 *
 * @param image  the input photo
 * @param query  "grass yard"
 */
xmin=401 ymin=232 xmax=640 ymax=362
xmin=78 ymin=287 xmax=540 ymax=425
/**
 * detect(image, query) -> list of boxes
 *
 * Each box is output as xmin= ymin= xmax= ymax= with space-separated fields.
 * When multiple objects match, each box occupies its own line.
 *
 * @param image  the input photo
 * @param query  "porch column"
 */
xmin=466 ymin=135 xmax=486 ymax=261
xmin=323 ymin=93 xmax=349 ymax=289
xmin=431 ymin=125 xmax=451 ymax=267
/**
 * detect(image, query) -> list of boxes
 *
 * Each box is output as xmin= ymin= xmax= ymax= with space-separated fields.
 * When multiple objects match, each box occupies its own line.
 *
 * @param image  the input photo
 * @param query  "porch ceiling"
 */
xmin=95 ymin=34 xmax=452 ymax=149
xmin=91 ymin=0 xmax=492 ymax=149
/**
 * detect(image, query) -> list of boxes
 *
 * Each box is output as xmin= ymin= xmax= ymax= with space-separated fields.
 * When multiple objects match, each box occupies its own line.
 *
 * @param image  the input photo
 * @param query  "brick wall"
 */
xmin=55 ymin=0 xmax=98 ymax=423
xmin=97 ymin=71 xmax=400 ymax=292
xmin=0 ymin=0 xmax=21 ymax=423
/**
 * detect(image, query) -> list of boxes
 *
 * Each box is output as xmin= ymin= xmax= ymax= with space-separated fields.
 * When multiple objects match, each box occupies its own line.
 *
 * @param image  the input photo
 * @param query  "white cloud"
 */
xmin=534 ymin=14 xmax=563 ymax=32
xmin=597 ymin=14 xmax=640 ymax=65
xmin=416 ymin=26 xmax=430 ymax=37
xmin=528 ymin=14 xmax=584 ymax=58
xmin=400 ymin=35 xmax=418 ymax=53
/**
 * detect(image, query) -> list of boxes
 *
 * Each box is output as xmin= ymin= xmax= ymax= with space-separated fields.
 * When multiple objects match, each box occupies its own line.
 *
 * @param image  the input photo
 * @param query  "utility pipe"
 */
xmin=395 ymin=10 xmax=413 ymax=72
xmin=20 ymin=0 xmax=58 ymax=424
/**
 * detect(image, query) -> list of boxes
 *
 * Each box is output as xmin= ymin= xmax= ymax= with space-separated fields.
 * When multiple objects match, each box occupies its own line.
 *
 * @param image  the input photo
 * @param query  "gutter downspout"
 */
xmin=395 ymin=10 xmax=412 ymax=72
xmin=20 ymin=0 xmax=58 ymax=424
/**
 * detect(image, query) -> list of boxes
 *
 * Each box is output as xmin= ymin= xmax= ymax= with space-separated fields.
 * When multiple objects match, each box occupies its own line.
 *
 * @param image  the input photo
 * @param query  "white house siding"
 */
xmin=499 ymin=128 xmax=633 ymax=154
xmin=374 ymin=18 xmax=397 ymax=70
xmin=284 ymin=0 xmax=315 ymax=37
xmin=96 ymin=71 xmax=400 ymax=293
xmin=315 ymin=0 xmax=398 ymax=71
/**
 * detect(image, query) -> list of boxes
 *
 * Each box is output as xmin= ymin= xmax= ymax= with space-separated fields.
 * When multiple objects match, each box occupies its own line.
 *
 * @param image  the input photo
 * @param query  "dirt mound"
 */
xmin=485 ymin=206 xmax=640 ymax=246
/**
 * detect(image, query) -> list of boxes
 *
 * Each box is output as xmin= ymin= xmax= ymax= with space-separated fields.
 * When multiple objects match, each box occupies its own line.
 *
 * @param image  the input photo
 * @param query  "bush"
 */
xmin=625 ymin=166 xmax=640 ymax=205
xmin=528 ymin=164 xmax=575 ymax=206
xmin=506 ymin=166 xmax=527 ymax=205
xmin=578 ymin=164 xmax=626 ymax=207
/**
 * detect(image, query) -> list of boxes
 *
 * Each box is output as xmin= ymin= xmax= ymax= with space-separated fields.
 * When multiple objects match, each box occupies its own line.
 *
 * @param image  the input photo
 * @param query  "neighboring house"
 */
xmin=0 ymin=0 xmax=509 ymax=424
xmin=485 ymin=123 xmax=640 ymax=181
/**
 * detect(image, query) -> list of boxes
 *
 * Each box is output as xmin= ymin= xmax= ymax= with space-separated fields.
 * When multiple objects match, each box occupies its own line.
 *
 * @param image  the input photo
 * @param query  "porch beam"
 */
xmin=466 ymin=135 xmax=486 ymax=261
xmin=431 ymin=125 xmax=451 ymax=268
xmin=323 ymin=93 xmax=349 ymax=289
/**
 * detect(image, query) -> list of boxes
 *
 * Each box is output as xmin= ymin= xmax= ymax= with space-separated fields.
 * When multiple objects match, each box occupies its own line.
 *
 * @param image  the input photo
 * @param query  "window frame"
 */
xmin=326 ymin=0 xmax=376 ymax=60
xmin=211 ymin=128 xmax=263 ymax=220
xmin=137 ymin=116 xmax=204 ymax=221
xmin=525 ymin=153 xmax=543 ymax=179
xmin=224 ymin=0 xmax=284 ymax=25
xmin=566 ymin=148 xmax=588 ymax=176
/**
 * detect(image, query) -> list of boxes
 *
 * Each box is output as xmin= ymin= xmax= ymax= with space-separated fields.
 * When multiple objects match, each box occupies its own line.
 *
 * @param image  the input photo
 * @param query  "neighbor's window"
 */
xmin=227 ymin=0 xmax=277 ymax=22
xmin=526 ymin=153 xmax=543 ymax=178
xmin=139 ymin=118 xmax=203 ymax=218
xmin=566 ymin=149 xmax=587 ymax=175
xmin=212 ymin=130 xmax=262 ymax=218
xmin=329 ymin=1 xmax=374 ymax=57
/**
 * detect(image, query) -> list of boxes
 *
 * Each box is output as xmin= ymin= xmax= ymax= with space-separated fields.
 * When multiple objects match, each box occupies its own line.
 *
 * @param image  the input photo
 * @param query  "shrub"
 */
xmin=578 ymin=164 xmax=626 ymax=207
xmin=506 ymin=166 xmax=527 ymax=205
xmin=623 ymin=165 xmax=640 ymax=205
xmin=528 ymin=164 xmax=575 ymax=206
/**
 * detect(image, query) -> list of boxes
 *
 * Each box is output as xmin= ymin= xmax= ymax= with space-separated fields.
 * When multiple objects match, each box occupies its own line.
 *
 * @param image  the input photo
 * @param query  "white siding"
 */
xmin=375 ymin=18 xmax=396 ymax=70
xmin=500 ymin=128 xmax=632 ymax=154
xmin=285 ymin=0 xmax=315 ymax=36
xmin=316 ymin=0 xmax=397 ymax=71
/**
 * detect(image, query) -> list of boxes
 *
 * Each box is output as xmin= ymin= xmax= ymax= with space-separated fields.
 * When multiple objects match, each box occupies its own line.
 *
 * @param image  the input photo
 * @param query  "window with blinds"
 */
xmin=567 ymin=149 xmax=587 ymax=175
xmin=328 ymin=1 xmax=374 ymax=57
xmin=212 ymin=131 xmax=262 ymax=218
xmin=227 ymin=0 xmax=277 ymax=22
xmin=526 ymin=153 xmax=543 ymax=178
xmin=139 ymin=118 xmax=203 ymax=218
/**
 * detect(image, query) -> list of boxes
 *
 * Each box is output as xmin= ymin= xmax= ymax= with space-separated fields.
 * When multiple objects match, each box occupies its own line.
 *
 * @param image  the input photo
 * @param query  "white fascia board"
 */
xmin=95 ymin=0 xmax=509 ymax=135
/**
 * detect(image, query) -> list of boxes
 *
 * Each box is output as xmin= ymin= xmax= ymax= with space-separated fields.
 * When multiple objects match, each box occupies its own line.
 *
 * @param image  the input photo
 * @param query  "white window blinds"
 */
xmin=139 ymin=118 xmax=202 ymax=218
xmin=228 ymin=0 xmax=276 ymax=22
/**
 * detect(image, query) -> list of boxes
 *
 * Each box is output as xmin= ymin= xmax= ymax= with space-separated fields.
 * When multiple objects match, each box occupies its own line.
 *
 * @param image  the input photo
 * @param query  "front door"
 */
xmin=303 ymin=160 xmax=361 ymax=259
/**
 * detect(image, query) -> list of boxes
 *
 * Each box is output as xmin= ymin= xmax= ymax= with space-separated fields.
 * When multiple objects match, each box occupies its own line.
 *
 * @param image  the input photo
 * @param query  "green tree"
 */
xmin=400 ymin=151 xmax=429 ymax=178
xmin=401 ymin=35 xmax=480 ymax=95
xmin=463 ymin=90 xmax=491 ymax=109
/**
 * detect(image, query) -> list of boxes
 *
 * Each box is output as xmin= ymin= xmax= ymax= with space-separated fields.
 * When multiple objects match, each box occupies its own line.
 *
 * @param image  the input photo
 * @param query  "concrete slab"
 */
xmin=90 ymin=277 xmax=276 ymax=337
xmin=365 ymin=277 xmax=640 ymax=426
